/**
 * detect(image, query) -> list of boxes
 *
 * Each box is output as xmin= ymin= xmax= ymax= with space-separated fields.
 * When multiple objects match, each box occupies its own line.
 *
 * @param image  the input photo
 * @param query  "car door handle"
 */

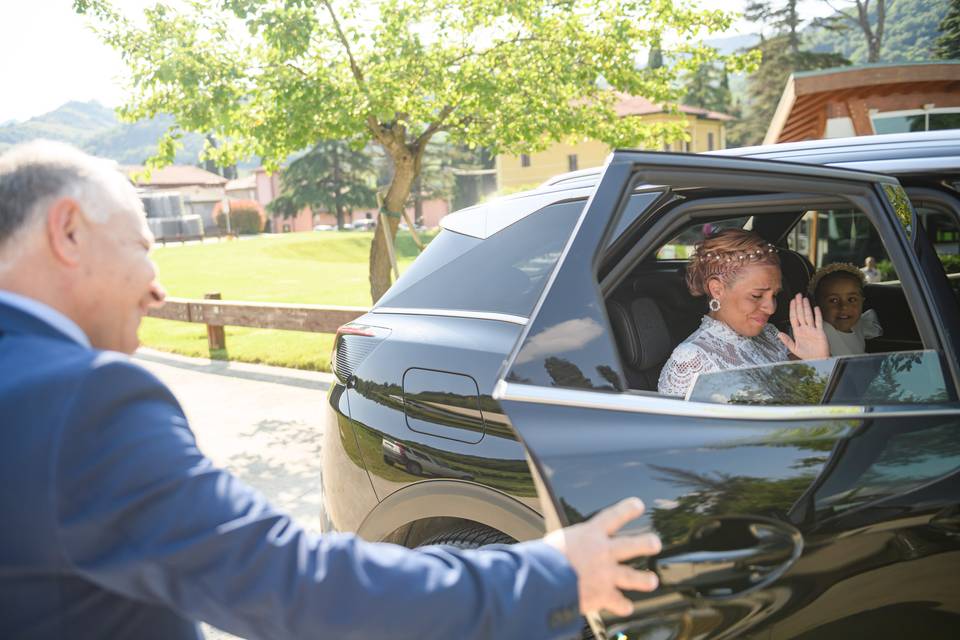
xmin=648 ymin=516 xmax=803 ymax=599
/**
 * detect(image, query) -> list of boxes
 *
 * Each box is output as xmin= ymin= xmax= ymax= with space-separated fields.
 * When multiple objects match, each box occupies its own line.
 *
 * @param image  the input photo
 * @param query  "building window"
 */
xmin=707 ymin=132 xmax=715 ymax=151
xmin=683 ymin=141 xmax=691 ymax=153
xmin=662 ymin=141 xmax=671 ymax=152
xmin=872 ymin=107 xmax=960 ymax=134
xmin=567 ymin=154 xmax=578 ymax=171
xmin=520 ymin=154 xmax=531 ymax=168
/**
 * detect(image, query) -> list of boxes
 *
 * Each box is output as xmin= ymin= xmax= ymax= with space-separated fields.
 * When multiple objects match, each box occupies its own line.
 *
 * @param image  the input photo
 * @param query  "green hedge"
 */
xmin=215 ymin=207 xmax=263 ymax=235
xmin=878 ymin=254 xmax=960 ymax=281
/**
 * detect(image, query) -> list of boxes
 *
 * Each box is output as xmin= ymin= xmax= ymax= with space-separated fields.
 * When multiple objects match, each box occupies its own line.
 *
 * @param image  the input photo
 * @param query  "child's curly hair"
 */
xmin=686 ymin=229 xmax=779 ymax=297
xmin=808 ymin=263 xmax=865 ymax=298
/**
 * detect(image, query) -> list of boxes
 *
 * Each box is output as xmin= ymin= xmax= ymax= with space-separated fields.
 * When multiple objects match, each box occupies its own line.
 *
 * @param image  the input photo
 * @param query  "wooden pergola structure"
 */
xmin=764 ymin=62 xmax=960 ymax=144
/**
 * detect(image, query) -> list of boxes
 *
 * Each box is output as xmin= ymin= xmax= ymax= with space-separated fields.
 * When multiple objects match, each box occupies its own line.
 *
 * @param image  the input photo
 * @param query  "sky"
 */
xmin=0 ymin=0 xmax=834 ymax=124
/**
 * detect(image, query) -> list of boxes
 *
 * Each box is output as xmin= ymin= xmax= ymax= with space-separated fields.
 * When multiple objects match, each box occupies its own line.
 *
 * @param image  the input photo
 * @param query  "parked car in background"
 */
xmin=313 ymin=224 xmax=335 ymax=232
xmin=352 ymin=218 xmax=377 ymax=231
xmin=321 ymin=131 xmax=960 ymax=639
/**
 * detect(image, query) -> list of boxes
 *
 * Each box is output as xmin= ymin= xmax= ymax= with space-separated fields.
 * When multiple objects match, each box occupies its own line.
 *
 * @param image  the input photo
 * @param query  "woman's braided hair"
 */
xmin=685 ymin=228 xmax=780 ymax=297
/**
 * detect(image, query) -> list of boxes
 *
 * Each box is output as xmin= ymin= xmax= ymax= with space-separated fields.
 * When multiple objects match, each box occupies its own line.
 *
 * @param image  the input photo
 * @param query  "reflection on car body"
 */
xmin=381 ymin=437 xmax=475 ymax=481
xmin=321 ymin=131 xmax=960 ymax=639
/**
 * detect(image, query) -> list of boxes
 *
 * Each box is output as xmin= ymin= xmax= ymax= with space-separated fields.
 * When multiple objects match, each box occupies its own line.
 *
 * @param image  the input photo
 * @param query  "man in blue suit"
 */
xmin=0 ymin=141 xmax=661 ymax=639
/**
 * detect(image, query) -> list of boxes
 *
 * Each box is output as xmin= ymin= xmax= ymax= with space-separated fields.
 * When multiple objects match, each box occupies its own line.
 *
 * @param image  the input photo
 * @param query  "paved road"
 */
xmin=134 ymin=348 xmax=335 ymax=639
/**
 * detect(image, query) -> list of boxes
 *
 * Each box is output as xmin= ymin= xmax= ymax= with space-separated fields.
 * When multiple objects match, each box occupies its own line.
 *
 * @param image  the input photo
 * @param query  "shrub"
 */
xmin=216 ymin=206 xmax=263 ymax=235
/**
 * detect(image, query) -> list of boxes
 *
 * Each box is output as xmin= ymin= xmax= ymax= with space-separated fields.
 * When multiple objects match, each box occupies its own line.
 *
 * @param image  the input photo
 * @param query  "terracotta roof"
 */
xmin=765 ymin=62 xmax=960 ymax=144
xmin=613 ymin=93 xmax=735 ymax=122
xmin=123 ymin=165 xmax=228 ymax=187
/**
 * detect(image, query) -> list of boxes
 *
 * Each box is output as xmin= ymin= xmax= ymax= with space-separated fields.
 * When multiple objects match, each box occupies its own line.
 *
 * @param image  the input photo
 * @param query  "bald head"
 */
xmin=0 ymin=141 xmax=164 ymax=353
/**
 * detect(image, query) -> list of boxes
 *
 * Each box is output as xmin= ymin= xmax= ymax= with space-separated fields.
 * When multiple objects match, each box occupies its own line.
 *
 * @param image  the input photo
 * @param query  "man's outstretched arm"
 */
xmin=55 ymin=357 xmax=658 ymax=639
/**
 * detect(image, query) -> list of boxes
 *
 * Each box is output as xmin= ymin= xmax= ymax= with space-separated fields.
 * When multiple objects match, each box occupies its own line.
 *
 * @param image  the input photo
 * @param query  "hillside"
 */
xmin=0 ymin=101 xmax=116 ymax=149
xmin=0 ymin=101 xmax=237 ymax=166
xmin=805 ymin=0 xmax=950 ymax=63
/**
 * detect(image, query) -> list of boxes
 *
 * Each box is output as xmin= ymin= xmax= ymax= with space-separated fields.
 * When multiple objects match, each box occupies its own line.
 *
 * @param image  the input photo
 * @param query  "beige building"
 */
xmin=496 ymin=95 xmax=733 ymax=191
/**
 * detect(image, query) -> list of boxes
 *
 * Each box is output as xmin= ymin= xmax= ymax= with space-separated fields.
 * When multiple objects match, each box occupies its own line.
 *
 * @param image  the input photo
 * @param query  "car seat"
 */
xmin=771 ymin=247 xmax=815 ymax=333
xmin=607 ymin=297 xmax=673 ymax=391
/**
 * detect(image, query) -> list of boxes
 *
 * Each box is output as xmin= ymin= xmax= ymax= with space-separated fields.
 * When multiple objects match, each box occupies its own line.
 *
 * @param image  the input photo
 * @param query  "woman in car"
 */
xmin=658 ymin=229 xmax=830 ymax=397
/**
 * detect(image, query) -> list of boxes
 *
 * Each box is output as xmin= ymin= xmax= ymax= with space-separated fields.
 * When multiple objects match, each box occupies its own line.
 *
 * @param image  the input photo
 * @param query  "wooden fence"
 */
xmin=147 ymin=293 xmax=368 ymax=351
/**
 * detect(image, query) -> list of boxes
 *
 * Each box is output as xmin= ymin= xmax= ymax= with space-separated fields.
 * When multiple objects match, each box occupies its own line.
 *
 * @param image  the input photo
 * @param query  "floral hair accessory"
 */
xmin=808 ymin=262 xmax=866 ymax=296
xmin=692 ymin=242 xmax=777 ymax=263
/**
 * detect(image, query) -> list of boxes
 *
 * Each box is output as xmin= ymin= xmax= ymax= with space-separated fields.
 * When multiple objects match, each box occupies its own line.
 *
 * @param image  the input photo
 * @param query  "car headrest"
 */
xmin=773 ymin=247 xmax=815 ymax=331
xmin=777 ymin=248 xmax=814 ymax=295
xmin=607 ymin=297 xmax=672 ymax=370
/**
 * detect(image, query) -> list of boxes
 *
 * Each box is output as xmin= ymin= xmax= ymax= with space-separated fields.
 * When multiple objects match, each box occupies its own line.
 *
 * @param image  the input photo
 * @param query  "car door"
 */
xmin=494 ymin=152 xmax=960 ymax=639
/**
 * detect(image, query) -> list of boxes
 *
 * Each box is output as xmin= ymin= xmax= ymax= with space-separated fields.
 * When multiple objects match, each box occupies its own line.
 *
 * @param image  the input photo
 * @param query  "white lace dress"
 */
xmin=658 ymin=315 xmax=790 ymax=398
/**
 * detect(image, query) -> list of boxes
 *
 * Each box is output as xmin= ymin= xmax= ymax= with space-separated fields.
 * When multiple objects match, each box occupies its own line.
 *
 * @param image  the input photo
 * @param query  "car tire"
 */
xmin=419 ymin=526 xmax=595 ymax=639
xmin=404 ymin=461 xmax=423 ymax=476
xmin=419 ymin=525 xmax=515 ymax=549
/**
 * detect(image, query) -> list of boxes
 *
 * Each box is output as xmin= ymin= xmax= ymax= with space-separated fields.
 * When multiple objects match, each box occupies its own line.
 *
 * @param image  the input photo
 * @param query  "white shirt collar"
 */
xmin=0 ymin=290 xmax=91 ymax=348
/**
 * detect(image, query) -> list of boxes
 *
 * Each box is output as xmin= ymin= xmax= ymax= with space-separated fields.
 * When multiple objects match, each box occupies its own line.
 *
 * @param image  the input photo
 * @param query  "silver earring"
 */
xmin=709 ymin=298 xmax=721 ymax=312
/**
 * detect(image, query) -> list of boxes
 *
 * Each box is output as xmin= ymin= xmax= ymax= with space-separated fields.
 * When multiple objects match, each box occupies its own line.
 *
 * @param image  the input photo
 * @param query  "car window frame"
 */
xmin=498 ymin=150 xmax=960 ymax=406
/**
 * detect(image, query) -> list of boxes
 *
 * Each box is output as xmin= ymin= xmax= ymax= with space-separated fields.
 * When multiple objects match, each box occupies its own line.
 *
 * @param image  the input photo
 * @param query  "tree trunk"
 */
xmin=369 ymin=149 xmax=418 ymax=302
xmin=413 ymin=174 xmax=424 ymax=227
xmin=856 ymin=0 xmax=885 ymax=63
xmin=333 ymin=144 xmax=344 ymax=229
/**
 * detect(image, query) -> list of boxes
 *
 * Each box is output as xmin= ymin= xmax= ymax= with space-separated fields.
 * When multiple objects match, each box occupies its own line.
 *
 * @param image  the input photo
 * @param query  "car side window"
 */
xmin=377 ymin=200 xmax=585 ymax=317
xmin=786 ymin=208 xmax=899 ymax=281
xmin=688 ymin=351 xmax=953 ymax=407
xmin=656 ymin=216 xmax=751 ymax=260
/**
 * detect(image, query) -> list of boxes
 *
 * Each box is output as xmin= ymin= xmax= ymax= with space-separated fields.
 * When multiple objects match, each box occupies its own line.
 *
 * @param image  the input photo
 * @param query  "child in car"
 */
xmin=808 ymin=263 xmax=883 ymax=356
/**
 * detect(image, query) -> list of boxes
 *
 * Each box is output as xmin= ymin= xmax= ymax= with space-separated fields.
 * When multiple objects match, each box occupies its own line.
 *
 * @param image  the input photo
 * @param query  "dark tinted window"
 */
xmin=378 ymin=200 xmax=585 ymax=317
xmin=606 ymin=191 xmax=663 ymax=250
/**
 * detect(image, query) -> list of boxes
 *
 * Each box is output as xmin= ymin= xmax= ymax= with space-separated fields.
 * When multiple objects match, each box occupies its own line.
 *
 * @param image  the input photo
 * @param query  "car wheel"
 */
xmin=419 ymin=525 xmax=515 ymax=549
xmin=404 ymin=461 xmax=423 ymax=476
xmin=419 ymin=526 xmax=595 ymax=639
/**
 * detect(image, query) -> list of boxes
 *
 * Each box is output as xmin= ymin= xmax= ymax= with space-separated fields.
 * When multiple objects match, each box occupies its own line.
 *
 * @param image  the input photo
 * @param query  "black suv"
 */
xmin=320 ymin=131 xmax=960 ymax=639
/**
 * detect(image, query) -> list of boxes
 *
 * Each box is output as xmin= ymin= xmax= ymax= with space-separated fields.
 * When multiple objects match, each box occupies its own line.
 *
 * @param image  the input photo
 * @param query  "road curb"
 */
xmin=134 ymin=347 xmax=336 ymax=391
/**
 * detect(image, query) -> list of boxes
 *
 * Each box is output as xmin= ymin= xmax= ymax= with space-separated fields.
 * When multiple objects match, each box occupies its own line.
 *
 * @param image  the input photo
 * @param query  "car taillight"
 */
xmin=331 ymin=322 xmax=390 ymax=383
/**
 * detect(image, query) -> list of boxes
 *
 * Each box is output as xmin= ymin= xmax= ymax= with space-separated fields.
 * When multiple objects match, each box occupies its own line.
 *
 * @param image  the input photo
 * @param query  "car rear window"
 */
xmin=377 ymin=199 xmax=586 ymax=317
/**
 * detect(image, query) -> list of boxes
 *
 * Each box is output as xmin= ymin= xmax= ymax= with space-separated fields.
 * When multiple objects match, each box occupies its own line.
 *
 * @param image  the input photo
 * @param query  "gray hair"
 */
xmin=0 ymin=140 xmax=142 ymax=256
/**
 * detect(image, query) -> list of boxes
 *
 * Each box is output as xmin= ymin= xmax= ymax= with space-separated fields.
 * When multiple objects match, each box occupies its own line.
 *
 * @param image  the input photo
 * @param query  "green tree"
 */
xmin=805 ymin=0 xmax=948 ymax=64
xmin=730 ymin=1 xmax=848 ymax=147
xmin=75 ymin=0 xmax=754 ymax=302
xmin=682 ymin=62 xmax=732 ymax=114
xmin=815 ymin=1 xmax=887 ymax=63
xmin=934 ymin=0 xmax=960 ymax=59
xmin=745 ymin=0 xmax=804 ymax=54
xmin=267 ymin=140 xmax=377 ymax=230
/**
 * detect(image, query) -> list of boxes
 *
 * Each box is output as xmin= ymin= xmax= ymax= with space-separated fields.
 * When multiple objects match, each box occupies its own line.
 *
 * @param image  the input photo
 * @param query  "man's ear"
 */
xmin=46 ymin=197 xmax=86 ymax=267
xmin=706 ymin=277 xmax=724 ymax=300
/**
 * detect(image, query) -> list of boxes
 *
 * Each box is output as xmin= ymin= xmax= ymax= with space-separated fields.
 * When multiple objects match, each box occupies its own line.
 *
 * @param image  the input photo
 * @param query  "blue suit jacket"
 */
xmin=0 ymin=300 xmax=581 ymax=639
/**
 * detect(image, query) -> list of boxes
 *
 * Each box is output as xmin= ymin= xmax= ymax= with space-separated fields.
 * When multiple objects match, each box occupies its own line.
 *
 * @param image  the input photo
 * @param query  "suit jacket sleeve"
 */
xmin=52 ymin=356 xmax=581 ymax=640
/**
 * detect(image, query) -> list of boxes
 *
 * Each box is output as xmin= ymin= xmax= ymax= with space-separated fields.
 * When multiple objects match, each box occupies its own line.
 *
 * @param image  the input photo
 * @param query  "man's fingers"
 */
xmin=789 ymin=295 xmax=799 ymax=332
xmin=594 ymin=497 xmax=646 ymax=535
xmin=813 ymin=304 xmax=823 ymax=329
xmin=603 ymin=592 xmax=635 ymax=618
xmin=614 ymin=565 xmax=659 ymax=593
xmin=610 ymin=533 xmax=662 ymax=561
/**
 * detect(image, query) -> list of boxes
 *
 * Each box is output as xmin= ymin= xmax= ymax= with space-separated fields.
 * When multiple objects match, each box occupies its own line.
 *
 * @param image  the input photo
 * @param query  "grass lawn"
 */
xmin=140 ymin=230 xmax=434 ymax=371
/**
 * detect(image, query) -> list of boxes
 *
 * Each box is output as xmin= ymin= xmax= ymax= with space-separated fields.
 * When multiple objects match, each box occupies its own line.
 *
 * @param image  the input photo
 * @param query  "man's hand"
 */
xmin=543 ymin=497 xmax=661 ymax=616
